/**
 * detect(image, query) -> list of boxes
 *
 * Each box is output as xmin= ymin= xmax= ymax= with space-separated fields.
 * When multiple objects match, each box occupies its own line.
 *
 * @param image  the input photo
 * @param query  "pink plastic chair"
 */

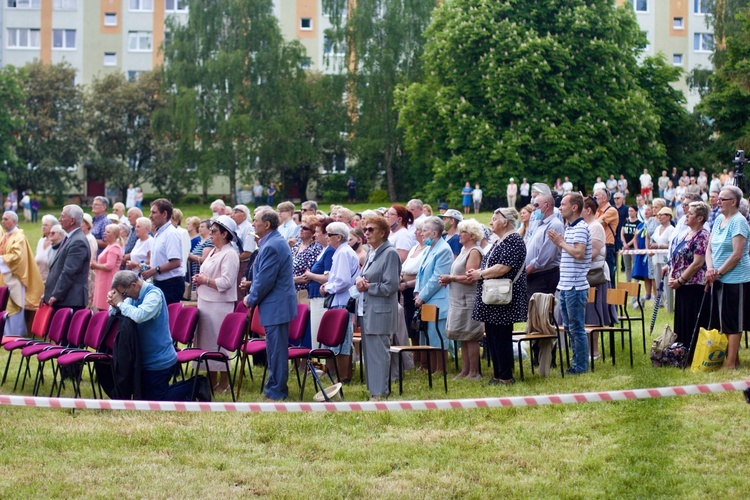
xmin=33 ymin=309 xmax=91 ymax=396
xmin=1 ymin=303 xmax=55 ymax=386
xmin=168 ymin=302 xmax=183 ymax=334
xmin=15 ymin=308 xmax=72 ymax=391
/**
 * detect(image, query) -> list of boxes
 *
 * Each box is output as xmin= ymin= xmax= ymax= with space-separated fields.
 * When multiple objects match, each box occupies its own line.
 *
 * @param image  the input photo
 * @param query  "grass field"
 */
xmin=1 ymin=205 xmax=749 ymax=497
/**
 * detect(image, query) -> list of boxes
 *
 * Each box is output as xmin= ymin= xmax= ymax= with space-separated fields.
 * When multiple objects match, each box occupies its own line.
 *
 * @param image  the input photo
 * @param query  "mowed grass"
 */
xmin=3 ymin=205 xmax=749 ymax=496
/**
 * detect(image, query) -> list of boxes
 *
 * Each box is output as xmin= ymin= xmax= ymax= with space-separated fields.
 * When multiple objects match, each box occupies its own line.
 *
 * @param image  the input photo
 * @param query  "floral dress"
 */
xmin=292 ymin=241 xmax=323 ymax=291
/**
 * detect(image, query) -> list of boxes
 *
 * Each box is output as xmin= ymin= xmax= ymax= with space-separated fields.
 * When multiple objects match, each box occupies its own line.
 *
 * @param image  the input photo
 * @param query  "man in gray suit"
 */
xmin=43 ymin=204 xmax=91 ymax=312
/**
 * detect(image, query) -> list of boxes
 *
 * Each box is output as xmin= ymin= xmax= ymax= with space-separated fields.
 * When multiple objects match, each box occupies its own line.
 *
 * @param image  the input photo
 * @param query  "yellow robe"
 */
xmin=0 ymin=228 xmax=44 ymax=315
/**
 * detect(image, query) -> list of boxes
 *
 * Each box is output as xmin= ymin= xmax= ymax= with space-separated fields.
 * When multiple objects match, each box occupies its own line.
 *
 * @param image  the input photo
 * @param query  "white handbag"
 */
xmin=481 ymin=266 xmax=523 ymax=305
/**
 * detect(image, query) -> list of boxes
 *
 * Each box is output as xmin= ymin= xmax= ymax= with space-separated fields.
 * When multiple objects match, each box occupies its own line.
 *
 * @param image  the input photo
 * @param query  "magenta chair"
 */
xmin=0 ymin=286 xmax=9 ymax=312
xmin=234 ymin=300 xmax=250 ymax=315
xmin=175 ymin=312 xmax=247 ymax=401
xmin=2 ymin=303 xmax=54 ymax=386
xmin=14 ymin=308 xmax=72 ymax=391
xmin=168 ymin=302 xmax=182 ymax=335
xmin=33 ymin=309 xmax=91 ymax=396
xmin=171 ymin=306 xmax=199 ymax=381
xmin=288 ymin=308 xmax=349 ymax=400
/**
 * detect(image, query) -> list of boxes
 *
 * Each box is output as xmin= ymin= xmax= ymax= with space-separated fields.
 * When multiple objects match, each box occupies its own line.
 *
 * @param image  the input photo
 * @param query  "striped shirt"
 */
xmin=557 ymin=218 xmax=592 ymax=291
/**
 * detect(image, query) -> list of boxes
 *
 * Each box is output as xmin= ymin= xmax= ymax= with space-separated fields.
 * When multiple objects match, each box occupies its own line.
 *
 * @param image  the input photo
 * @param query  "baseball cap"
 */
xmin=443 ymin=209 xmax=464 ymax=222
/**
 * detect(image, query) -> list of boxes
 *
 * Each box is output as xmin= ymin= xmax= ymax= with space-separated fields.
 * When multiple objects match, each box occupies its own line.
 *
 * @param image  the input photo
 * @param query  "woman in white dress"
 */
xmin=34 ymin=214 xmax=58 ymax=283
xmin=126 ymin=217 xmax=154 ymax=274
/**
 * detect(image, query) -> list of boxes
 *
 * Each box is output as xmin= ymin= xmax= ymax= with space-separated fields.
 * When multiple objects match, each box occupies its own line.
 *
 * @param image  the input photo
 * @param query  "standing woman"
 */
xmin=125 ymin=217 xmax=153 ymax=273
xmin=192 ymin=215 xmax=240 ymax=392
xmin=667 ymin=201 xmax=710 ymax=346
xmin=385 ymin=204 xmax=415 ymax=263
xmin=400 ymin=218 xmax=428 ymax=364
xmin=304 ymin=217 xmax=335 ymax=348
xmin=467 ymin=207 xmax=527 ymax=385
xmin=632 ymin=205 xmax=654 ymax=302
xmin=518 ymin=204 xmax=534 ymax=242
xmin=356 ymin=215 xmax=402 ymax=400
xmin=34 ymin=215 xmax=58 ymax=283
xmin=188 ymin=219 xmax=213 ymax=287
xmin=706 ymin=186 xmax=750 ymax=370
xmin=348 ymin=227 xmax=368 ymax=266
xmin=91 ymin=224 xmax=124 ymax=311
xmin=292 ymin=215 xmax=322 ymax=305
xmin=620 ymin=206 xmax=639 ymax=284
xmin=439 ymin=218 xmax=484 ymax=380
xmin=82 ymin=214 xmax=97 ymax=308
xmin=651 ymin=207 xmax=675 ymax=312
xmin=414 ymin=217 xmax=454 ymax=374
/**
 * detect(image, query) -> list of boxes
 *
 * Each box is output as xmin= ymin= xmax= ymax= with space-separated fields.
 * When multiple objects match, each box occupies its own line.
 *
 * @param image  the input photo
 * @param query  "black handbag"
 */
xmin=346 ymin=296 xmax=357 ymax=314
xmin=323 ymin=293 xmax=335 ymax=309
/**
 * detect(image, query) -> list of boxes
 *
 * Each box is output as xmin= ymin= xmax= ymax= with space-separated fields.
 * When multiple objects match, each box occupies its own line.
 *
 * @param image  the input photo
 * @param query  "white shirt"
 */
xmin=640 ymin=173 xmax=652 ymax=190
xmin=131 ymin=236 xmax=153 ymax=265
xmin=151 ymin=222 xmax=183 ymax=281
xmin=235 ymin=219 xmax=257 ymax=258
xmin=278 ymin=219 xmax=300 ymax=241
xmin=562 ymin=181 xmax=573 ymax=194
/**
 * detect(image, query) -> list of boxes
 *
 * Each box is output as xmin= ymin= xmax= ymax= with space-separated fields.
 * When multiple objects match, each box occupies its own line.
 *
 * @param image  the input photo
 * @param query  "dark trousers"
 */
xmin=154 ymin=276 xmax=184 ymax=305
xmin=141 ymin=365 xmax=196 ymax=401
xmin=485 ymin=322 xmax=514 ymax=380
xmin=401 ymin=287 xmax=418 ymax=346
xmin=605 ymin=244 xmax=617 ymax=284
xmin=264 ymin=322 xmax=290 ymax=400
xmin=526 ymin=268 xmax=560 ymax=299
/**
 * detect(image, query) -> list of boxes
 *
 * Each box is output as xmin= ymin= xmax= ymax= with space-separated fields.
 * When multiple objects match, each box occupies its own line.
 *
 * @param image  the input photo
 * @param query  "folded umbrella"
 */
xmin=649 ymin=280 xmax=665 ymax=336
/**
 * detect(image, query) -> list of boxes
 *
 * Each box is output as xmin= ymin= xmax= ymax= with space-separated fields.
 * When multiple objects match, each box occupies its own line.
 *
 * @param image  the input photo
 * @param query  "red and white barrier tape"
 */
xmin=619 ymin=249 xmax=669 ymax=255
xmin=0 ymin=380 xmax=748 ymax=413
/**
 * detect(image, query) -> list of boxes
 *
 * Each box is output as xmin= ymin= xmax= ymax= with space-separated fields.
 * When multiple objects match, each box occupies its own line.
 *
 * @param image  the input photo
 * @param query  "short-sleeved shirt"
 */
xmin=670 ymin=228 xmax=708 ymax=285
xmin=292 ymin=241 xmax=322 ymax=291
xmin=388 ymin=227 xmax=415 ymax=254
xmin=151 ymin=222 xmax=183 ymax=281
xmin=622 ymin=219 xmax=639 ymax=244
xmin=710 ymin=213 xmax=750 ymax=284
xmin=557 ymin=218 xmax=592 ymax=291
xmin=472 ymin=232 xmax=527 ymax=325
xmin=596 ymin=205 xmax=618 ymax=245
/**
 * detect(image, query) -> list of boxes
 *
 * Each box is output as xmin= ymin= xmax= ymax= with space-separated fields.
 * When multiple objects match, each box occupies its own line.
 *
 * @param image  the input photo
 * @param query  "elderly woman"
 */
xmin=651 ymin=206 xmax=675 ymax=312
xmin=46 ymin=224 xmax=67 ymax=270
xmin=82 ymin=214 xmax=97 ymax=307
xmin=439 ymin=218 xmax=484 ymax=379
xmin=320 ymin=222 xmax=360 ymax=383
xmin=467 ymin=207 xmax=527 ymax=385
xmin=356 ymin=215 xmax=402 ymax=400
xmin=706 ymin=185 xmax=750 ymax=370
xmin=304 ymin=217 xmax=335 ymax=348
xmin=292 ymin=216 xmax=323 ymax=305
xmin=126 ymin=217 xmax=153 ymax=274
xmin=414 ymin=216 xmax=454 ymax=374
xmin=400 ymin=218 xmax=429 ymax=365
xmin=91 ymin=224 xmax=123 ymax=311
xmin=34 ymin=214 xmax=58 ymax=282
xmin=385 ymin=204 xmax=415 ymax=262
xmin=667 ymin=201 xmax=710 ymax=346
xmin=192 ymin=215 xmax=240 ymax=392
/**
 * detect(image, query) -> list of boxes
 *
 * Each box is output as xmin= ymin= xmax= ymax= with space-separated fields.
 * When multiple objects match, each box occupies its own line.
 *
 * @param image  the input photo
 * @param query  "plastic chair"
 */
xmin=33 ymin=309 xmax=91 ymax=396
xmin=171 ymin=306 xmax=198 ymax=349
xmin=288 ymin=308 xmax=349 ymax=400
xmin=616 ymin=281 xmax=646 ymax=353
xmin=1 ymin=303 xmax=54 ymax=386
xmin=234 ymin=300 xmax=250 ymax=315
xmin=14 ymin=308 xmax=72 ymax=391
xmin=0 ymin=286 xmax=9 ymax=311
xmin=389 ymin=304 xmax=448 ymax=395
xmin=175 ymin=312 xmax=248 ymax=401
xmin=168 ymin=302 xmax=183 ymax=334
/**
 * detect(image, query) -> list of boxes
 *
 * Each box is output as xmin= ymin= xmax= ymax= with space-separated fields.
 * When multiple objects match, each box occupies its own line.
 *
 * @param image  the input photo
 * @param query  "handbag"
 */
xmin=323 ymin=293 xmax=334 ymax=309
xmin=586 ymin=267 xmax=606 ymax=286
xmin=345 ymin=296 xmax=357 ymax=314
xmin=481 ymin=265 xmax=523 ymax=305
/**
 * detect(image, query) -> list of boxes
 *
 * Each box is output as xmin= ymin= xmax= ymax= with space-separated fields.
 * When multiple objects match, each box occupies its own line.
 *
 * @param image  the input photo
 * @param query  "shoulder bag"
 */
xmin=482 ymin=265 xmax=524 ymax=305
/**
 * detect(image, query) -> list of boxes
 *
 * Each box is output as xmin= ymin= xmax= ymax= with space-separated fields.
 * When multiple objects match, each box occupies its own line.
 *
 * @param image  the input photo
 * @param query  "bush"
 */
xmin=367 ymin=189 xmax=389 ymax=204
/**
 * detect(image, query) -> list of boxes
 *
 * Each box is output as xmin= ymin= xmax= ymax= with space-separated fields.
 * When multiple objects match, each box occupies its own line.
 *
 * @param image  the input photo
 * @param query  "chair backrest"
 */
xmin=67 ymin=309 xmax=92 ymax=347
xmin=0 ymin=286 xmax=9 ymax=311
xmin=172 ymin=306 xmax=198 ymax=346
xmin=250 ymin=306 xmax=266 ymax=338
xmin=30 ymin=304 xmax=55 ymax=340
xmin=46 ymin=308 xmax=73 ymax=345
xmin=101 ymin=317 xmax=120 ymax=351
xmin=316 ymin=308 xmax=350 ymax=348
xmin=216 ymin=312 xmax=248 ymax=352
xmin=168 ymin=302 xmax=182 ymax=334
xmin=420 ymin=304 xmax=439 ymax=323
xmin=83 ymin=311 xmax=110 ymax=350
xmin=289 ymin=303 xmax=309 ymax=342
xmin=616 ymin=281 xmax=640 ymax=298
xmin=234 ymin=300 xmax=250 ymax=315
xmin=588 ymin=287 xmax=596 ymax=303
xmin=606 ymin=288 xmax=628 ymax=307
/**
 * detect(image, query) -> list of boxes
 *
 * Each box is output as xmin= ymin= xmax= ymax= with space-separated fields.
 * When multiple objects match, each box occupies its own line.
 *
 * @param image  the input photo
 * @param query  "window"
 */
xmin=129 ymin=0 xmax=152 ymax=11
xmin=642 ymin=30 xmax=650 ymax=48
xmin=300 ymin=18 xmax=312 ymax=30
xmin=127 ymin=70 xmax=143 ymax=82
xmin=673 ymin=17 xmax=684 ymax=29
xmin=694 ymin=33 xmax=713 ymax=52
xmin=53 ymin=0 xmax=76 ymax=8
xmin=165 ymin=0 xmax=187 ymax=11
xmin=104 ymin=13 xmax=117 ymax=26
xmin=323 ymin=36 xmax=345 ymax=56
xmin=673 ymin=54 xmax=683 ymax=65
xmin=7 ymin=28 xmax=41 ymax=48
xmin=633 ymin=0 xmax=647 ymax=12
xmin=128 ymin=31 xmax=153 ymax=51
xmin=7 ymin=0 xmax=40 ymax=8
xmin=694 ymin=0 xmax=709 ymax=14
xmin=300 ymin=57 xmax=312 ymax=69
xmin=104 ymin=52 xmax=117 ymax=66
xmin=52 ymin=29 xmax=76 ymax=49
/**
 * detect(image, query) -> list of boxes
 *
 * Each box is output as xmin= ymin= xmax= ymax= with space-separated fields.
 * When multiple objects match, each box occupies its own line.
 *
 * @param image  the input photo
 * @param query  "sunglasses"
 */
xmin=364 ymin=227 xmax=376 ymax=233
xmin=300 ymin=226 xmax=311 ymax=231
xmin=327 ymin=233 xmax=339 ymax=237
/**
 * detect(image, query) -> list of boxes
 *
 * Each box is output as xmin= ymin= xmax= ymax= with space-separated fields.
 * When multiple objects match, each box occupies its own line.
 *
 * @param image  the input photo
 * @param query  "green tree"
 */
xmin=10 ymin=61 xmax=85 ymax=199
xmin=397 ymin=0 xmax=667 ymax=205
xmin=324 ymin=0 xmax=437 ymax=202
xmin=86 ymin=70 xmax=165 ymax=200
xmin=0 ymin=66 xmax=25 ymax=194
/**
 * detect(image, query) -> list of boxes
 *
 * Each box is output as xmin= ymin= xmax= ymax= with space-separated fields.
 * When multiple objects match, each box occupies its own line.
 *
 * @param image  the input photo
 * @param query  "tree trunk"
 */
xmin=385 ymin=145 xmax=397 ymax=202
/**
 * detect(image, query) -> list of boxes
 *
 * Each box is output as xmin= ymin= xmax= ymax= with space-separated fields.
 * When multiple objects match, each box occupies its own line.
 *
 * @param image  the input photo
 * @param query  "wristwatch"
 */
xmin=156 ymin=266 xmax=161 ymax=274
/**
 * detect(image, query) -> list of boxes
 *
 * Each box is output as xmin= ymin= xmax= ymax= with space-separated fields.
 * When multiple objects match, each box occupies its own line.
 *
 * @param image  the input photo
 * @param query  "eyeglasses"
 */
xmin=210 ymin=228 xmax=219 ymax=233
xmin=718 ymin=197 xmax=733 ymax=203
xmin=326 ymin=233 xmax=339 ymax=238
xmin=300 ymin=226 xmax=310 ymax=231
xmin=364 ymin=227 xmax=376 ymax=233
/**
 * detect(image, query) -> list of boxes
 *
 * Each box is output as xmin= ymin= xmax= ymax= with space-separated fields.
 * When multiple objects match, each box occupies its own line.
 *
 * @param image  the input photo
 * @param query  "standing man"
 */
xmin=595 ymin=188 xmax=618 ymax=282
xmin=142 ymin=199 xmax=183 ymax=305
xmin=613 ymin=192 xmax=629 ymax=270
xmin=407 ymin=199 xmax=426 ymax=235
xmin=639 ymin=168 xmax=653 ymax=202
xmin=524 ymin=194 xmax=563 ymax=297
xmin=548 ymin=193 xmax=592 ymax=375
xmin=210 ymin=199 xmax=226 ymax=219
xmin=472 ymin=183 xmax=482 ymax=214
xmin=347 ymin=176 xmax=357 ymax=203
xmin=0 ymin=211 xmax=44 ymax=336
xmin=276 ymin=201 xmax=299 ymax=242
xmin=562 ymin=176 xmax=574 ymax=195
xmin=44 ymin=205 xmax=91 ymax=312
xmin=301 ymin=200 xmax=318 ymax=216
xmin=122 ymin=207 xmax=143 ymax=268
xmin=658 ymin=170 xmax=670 ymax=199
xmin=636 ymin=194 xmax=647 ymax=221
xmin=91 ymin=196 xmax=109 ymax=256
xmin=112 ymin=202 xmax=128 ymax=225
xmin=243 ymin=208 xmax=297 ymax=401
xmin=252 ymin=180 xmax=264 ymax=208
xmin=507 ymin=178 xmax=518 ymax=208
xmin=231 ymin=204 xmax=257 ymax=297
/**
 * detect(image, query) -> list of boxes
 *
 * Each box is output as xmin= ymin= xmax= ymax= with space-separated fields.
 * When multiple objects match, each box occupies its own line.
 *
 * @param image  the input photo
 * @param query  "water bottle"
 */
xmin=140 ymin=260 xmax=148 ymax=276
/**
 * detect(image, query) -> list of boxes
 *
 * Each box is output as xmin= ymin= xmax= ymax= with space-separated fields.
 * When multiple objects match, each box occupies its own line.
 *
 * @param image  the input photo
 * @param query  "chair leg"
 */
xmin=225 ymin=360 xmax=236 ymax=402
xmin=331 ymin=356 xmax=344 ymax=400
xmin=589 ymin=333 xmax=595 ymax=372
xmin=12 ymin=355 xmax=26 ymax=391
xmin=398 ymin=353 xmax=404 ymax=395
xmin=518 ymin=342 xmax=525 ymax=381
xmin=300 ymin=362 xmax=309 ymax=400
xmin=1 ymin=350 xmax=14 ymax=386
xmin=426 ymin=353 xmax=433 ymax=389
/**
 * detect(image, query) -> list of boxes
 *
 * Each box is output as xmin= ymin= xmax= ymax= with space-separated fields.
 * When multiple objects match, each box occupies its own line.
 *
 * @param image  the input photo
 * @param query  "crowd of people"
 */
xmin=0 ymin=168 xmax=746 ymax=402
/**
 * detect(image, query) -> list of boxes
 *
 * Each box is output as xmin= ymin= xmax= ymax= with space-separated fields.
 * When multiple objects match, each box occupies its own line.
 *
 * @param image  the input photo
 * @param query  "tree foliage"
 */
xmin=397 ymin=0 xmax=668 ymax=205
xmin=0 ymin=66 xmax=25 ymax=194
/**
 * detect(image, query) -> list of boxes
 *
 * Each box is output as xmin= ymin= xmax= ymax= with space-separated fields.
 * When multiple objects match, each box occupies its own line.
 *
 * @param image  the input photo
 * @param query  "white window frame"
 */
xmin=673 ymin=54 xmax=684 ymax=65
xmin=164 ymin=0 xmax=187 ymax=12
xmin=127 ymin=70 xmax=143 ymax=82
xmin=300 ymin=18 xmax=313 ymax=31
xmin=6 ymin=0 xmax=40 ymax=8
xmin=53 ymin=0 xmax=76 ymax=9
xmin=104 ymin=52 xmax=117 ymax=66
xmin=128 ymin=31 xmax=153 ymax=52
xmin=129 ymin=0 xmax=153 ymax=12
xmin=694 ymin=33 xmax=713 ymax=52
xmin=104 ymin=13 xmax=117 ymax=26
xmin=6 ymin=28 xmax=41 ymax=49
xmin=633 ymin=0 xmax=648 ymax=13
xmin=673 ymin=17 xmax=684 ymax=29
xmin=52 ymin=29 xmax=76 ymax=50
xmin=694 ymin=0 xmax=708 ymax=14
xmin=323 ymin=36 xmax=345 ymax=57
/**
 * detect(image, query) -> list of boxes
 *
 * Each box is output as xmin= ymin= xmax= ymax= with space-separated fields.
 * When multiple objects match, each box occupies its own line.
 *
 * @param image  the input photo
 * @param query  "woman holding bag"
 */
xmin=467 ymin=207 xmax=527 ymax=385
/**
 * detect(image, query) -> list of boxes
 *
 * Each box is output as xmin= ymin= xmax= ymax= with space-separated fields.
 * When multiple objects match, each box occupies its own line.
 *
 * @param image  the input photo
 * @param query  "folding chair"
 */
xmin=15 ymin=308 xmax=72 ymax=391
xmin=616 ymin=281 xmax=646 ymax=353
xmin=32 ymin=309 xmax=91 ymax=396
xmin=513 ymin=294 xmax=565 ymax=381
xmin=390 ymin=304 xmax=448 ymax=395
xmin=586 ymin=288 xmax=632 ymax=369
xmin=1 ymin=303 xmax=54 ymax=386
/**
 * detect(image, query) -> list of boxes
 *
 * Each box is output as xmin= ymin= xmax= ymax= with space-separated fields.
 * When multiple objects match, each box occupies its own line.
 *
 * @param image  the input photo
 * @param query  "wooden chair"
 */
xmin=352 ymin=324 xmax=363 ymax=383
xmin=389 ymin=304 xmax=447 ymax=395
xmin=586 ymin=288 xmax=632 ymax=370
xmin=512 ymin=294 xmax=565 ymax=381
xmin=616 ymin=281 xmax=646 ymax=353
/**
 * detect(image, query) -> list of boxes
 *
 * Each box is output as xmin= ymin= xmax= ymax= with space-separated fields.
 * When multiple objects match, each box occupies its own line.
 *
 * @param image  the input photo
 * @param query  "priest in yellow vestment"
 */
xmin=0 ymin=211 xmax=44 ymax=336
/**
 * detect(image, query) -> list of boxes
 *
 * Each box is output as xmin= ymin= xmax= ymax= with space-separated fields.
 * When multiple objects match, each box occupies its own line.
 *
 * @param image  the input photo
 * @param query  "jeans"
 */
xmin=559 ymin=288 xmax=589 ymax=373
